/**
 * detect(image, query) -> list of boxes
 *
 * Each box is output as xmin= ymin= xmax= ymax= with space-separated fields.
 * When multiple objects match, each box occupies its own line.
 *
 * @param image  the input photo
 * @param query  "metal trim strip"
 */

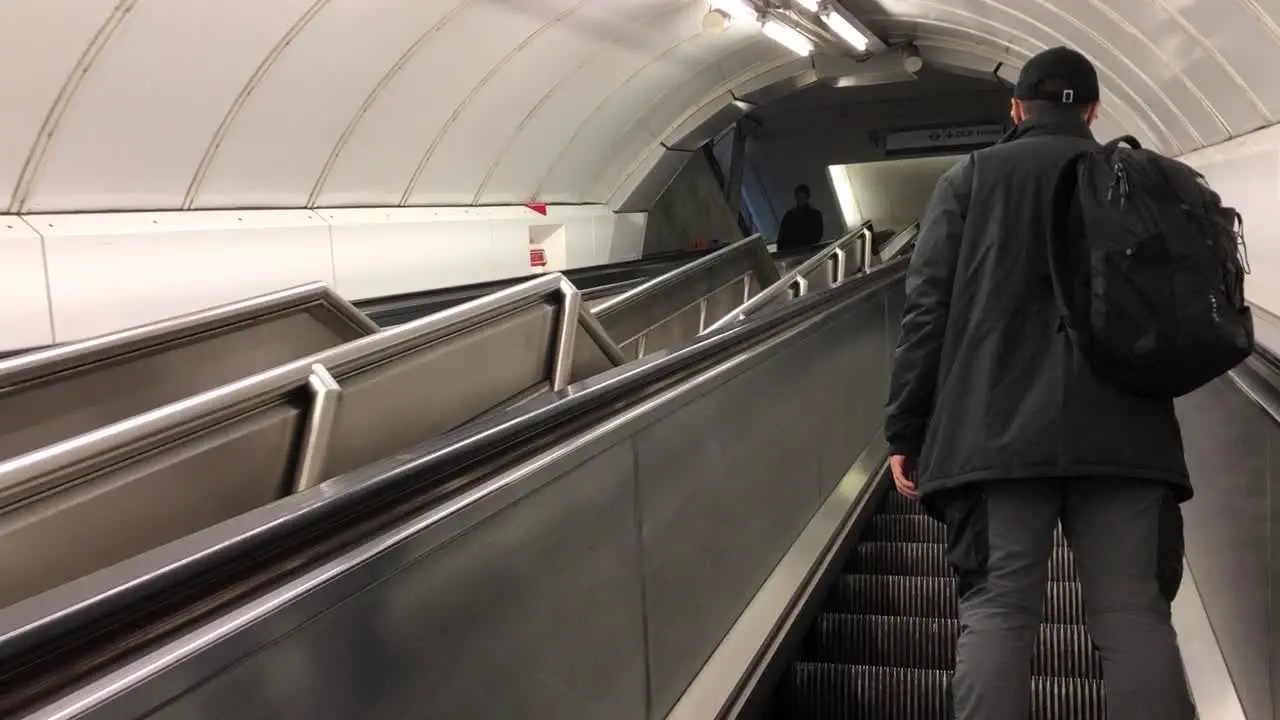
xmin=666 ymin=436 xmax=890 ymax=720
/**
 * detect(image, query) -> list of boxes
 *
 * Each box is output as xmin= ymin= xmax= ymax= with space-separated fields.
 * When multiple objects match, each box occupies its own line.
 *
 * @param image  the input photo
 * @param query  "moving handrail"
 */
xmin=593 ymin=233 xmax=782 ymax=357
xmin=0 ymin=258 xmax=912 ymax=719
xmin=0 ymin=282 xmax=378 ymax=464
xmin=703 ymin=222 xmax=887 ymax=335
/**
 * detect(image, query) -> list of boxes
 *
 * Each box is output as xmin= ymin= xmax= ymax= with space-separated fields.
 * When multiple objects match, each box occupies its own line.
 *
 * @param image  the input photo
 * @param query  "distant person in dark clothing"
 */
xmin=776 ymin=184 xmax=824 ymax=249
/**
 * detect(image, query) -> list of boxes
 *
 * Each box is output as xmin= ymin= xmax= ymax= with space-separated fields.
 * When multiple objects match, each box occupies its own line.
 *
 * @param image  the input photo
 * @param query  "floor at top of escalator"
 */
xmin=768 ymin=490 xmax=1107 ymax=719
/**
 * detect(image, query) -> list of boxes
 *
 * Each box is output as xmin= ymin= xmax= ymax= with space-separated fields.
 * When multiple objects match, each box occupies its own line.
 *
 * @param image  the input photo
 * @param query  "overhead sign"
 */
xmin=884 ymin=123 xmax=1006 ymax=152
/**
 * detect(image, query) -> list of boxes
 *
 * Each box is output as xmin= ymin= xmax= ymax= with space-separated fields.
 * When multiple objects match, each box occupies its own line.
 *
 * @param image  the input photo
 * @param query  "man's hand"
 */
xmin=890 ymin=454 xmax=919 ymax=500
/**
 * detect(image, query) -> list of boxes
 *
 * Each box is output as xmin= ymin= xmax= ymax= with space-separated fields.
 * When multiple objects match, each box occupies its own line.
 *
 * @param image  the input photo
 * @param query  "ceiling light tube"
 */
xmin=794 ymin=0 xmax=820 ymax=11
xmin=819 ymin=5 xmax=870 ymax=51
xmin=710 ymin=0 xmax=757 ymax=22
xmin=761 ymin=18 xmax=815 ymax=56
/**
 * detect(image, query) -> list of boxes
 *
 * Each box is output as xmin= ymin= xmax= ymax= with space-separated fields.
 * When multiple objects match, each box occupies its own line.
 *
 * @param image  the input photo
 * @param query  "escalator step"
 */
xmin=781 ymin=662 xmax=1105 ymax=719
xmin=849 ymin=542 xmax=1077 ymax=581
xmin=830 ymin=575 xmax=1087 ymax=624
xmin=880 ymin=492 xmax=927 ymax=516
xmin=866 ymin=515 xmax=1067 ymax=547
xmin=806 ymin=614 xmax=1101 ymax=678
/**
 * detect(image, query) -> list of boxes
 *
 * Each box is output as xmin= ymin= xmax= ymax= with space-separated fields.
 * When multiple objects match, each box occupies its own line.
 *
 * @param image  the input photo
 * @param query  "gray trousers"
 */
xmin=935 ymin=477 xmax=1196 ymax=719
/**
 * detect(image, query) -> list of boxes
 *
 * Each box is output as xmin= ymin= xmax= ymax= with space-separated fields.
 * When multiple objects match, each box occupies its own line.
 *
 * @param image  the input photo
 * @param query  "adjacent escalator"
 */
xmin=771 ymin=485 xmax=1106 ymax=719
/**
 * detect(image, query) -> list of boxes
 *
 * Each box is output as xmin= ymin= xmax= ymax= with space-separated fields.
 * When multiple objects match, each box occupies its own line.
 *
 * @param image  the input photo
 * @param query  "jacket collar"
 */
xmin=997 ymin=109 xmax=1096 ymax=145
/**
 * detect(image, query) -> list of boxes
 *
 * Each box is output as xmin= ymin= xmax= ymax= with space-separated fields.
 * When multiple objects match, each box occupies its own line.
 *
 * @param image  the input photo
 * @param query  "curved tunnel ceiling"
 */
xmin=1 ymin=0 xmax=1275 ymax=214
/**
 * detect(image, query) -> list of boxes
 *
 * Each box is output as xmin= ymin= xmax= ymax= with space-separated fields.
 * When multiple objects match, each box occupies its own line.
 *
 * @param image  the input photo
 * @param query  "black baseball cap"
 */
xmin=1014 ymin=47 xmax=1099 ymax=105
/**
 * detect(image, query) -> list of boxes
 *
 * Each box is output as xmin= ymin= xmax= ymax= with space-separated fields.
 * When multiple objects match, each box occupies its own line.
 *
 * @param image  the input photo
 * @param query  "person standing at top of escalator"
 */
xmin=775 ymin=184 xmax=824 ymax=249
xmin=883 ymin=47 xmax=1196 ymax=719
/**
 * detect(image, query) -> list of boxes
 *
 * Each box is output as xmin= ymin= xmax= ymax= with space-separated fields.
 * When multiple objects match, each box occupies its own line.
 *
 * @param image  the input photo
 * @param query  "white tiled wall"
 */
xmin=0 ymin=205 xmax=646 ymax=350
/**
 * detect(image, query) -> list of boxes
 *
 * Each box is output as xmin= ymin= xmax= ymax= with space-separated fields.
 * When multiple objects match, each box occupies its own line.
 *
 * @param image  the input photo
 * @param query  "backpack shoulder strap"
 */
xmin=1047 ymin=150 xmax=1092 ymax=336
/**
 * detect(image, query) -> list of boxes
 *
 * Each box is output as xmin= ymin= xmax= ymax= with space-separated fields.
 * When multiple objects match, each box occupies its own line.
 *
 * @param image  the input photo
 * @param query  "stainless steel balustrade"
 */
xmin=0 ymin=273 xmax=625 ymax=610
xmin=0 ymin=282 xmax=378 ymax=466
xmin=702 ymin=223 xmax=898 ymax=335
xmin=876 ymin=222 xmax=920 ymax=265
xmin=4 ymin=261 xmax=910 ymax=720
xmin=592 ymin=234 xmax=782 ymax=359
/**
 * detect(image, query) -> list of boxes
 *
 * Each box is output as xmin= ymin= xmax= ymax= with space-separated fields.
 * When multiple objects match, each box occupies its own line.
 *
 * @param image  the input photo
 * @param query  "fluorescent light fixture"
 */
xmin=820 ymin=6 xmax=870 ymax=51
xmin=794 ymin=0 xmax=820 ymax=11
xmin=710 ymin=0 xmax=756 ymax=22
xmin=761 ymin=18 xmax=815 ymax=56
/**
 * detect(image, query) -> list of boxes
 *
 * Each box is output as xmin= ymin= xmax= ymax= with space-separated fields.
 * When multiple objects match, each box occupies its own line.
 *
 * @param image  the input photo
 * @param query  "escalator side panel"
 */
xmin=569 ymin=322 xmax=618 ymax=382
xmin=105 ymin=437 xmax=652 ymax=720
xmin=45 ymin=279 xmax=901 ymax=720
xmin=820 ymin=294 xmax=895 ymax=497
xmin=0 ymin=306 xmax=359 ymax=465
xmin=597 ymin=251 xmax=766 ymax=345
xmin=1176 ymin=376 xmax=1277 ymax=720
xmin=321 ymin=302 xmax=558 ymax=481
xmin=635 ymin=317 xmax=831 ymax=717
xmin=703 ymin=275 xmax=751 ymax=330
xmin=0 ymin=403 xmax=304 ymax=609
xmin=627 ymin=302 xmax=700 ymax=360
xmin=0 ymin=301 xmax=565 ymax=612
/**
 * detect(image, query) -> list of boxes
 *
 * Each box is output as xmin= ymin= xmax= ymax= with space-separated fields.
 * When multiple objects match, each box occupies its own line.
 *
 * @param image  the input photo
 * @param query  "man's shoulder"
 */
xmin=973 ymin=133 xmax=1098 ymax=166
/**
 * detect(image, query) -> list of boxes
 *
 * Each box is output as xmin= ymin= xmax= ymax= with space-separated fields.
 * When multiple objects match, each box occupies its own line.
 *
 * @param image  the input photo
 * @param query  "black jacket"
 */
xmin=884 ymin=111 xmax=1191 ymax=505
xmin=777 ymin=206 xmax=824 ymax=249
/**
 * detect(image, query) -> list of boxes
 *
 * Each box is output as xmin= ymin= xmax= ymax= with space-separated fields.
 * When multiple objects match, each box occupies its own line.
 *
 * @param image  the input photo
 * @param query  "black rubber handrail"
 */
xmin=0 ymin=258 xmax=909 ymax=716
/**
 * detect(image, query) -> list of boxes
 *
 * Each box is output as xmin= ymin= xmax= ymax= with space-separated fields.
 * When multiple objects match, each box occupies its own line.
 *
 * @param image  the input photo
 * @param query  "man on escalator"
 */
xmin=775 ymin=184 xmax=824 ymax=249
xmin=883 ymin=47 xmax=1196 ymax=719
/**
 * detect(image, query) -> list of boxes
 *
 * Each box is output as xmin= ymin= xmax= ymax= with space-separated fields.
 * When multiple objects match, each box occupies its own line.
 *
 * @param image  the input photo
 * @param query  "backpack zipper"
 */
xmin=1107 ymin=162 xmax=1130 ymax=206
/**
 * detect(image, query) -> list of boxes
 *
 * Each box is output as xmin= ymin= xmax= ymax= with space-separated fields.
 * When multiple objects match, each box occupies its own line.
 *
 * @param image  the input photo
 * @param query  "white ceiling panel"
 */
xmin=190 ymin=0 xmax=463 ymax=209
xmin=0 ymin=0 xmax=1275 ymax=212
xmin=0 ymin=0 xmax=118 ymax=212
xmin=312 ymin=0 xmax=577 ymax=207
xmin=403 ymin=0 xmax=656 ymax=206
xmin=537 ymin=23 xmax=758 ymax=202
xmin=474 ymin=0 xmax=700 ymax=205
xmin=21 ymin=0 xmax=312 ymax=212
xmin=601 ymin=45 xmax=792 ymax=199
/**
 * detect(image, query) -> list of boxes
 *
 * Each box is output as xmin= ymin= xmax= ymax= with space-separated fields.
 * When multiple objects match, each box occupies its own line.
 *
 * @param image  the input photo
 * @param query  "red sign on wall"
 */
xmin=529 ymin=248 xmax=548 ymax=267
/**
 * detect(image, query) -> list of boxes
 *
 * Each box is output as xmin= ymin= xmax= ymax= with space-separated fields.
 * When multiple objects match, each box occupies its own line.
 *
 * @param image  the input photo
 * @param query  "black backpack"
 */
xmin=1048 ymin=135 xmax=1254 ymax=399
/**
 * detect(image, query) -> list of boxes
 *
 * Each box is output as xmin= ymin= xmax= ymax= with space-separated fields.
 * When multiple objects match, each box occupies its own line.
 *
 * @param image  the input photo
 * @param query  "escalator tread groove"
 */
xmin=849 ymin=541 xmax=1077 ymax=581
xmin=830 ymin=576 xmax=1087 ymax=623
xmin=770 ymin=487 xmax=1105 ymax=718
xmin=780 ymin=663 xmax=1105 ymax=719
xmin=805 ymin=614 xmax=1101 ymax=678
xmin=865 ymin=515 xmax=1066 ymax=547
